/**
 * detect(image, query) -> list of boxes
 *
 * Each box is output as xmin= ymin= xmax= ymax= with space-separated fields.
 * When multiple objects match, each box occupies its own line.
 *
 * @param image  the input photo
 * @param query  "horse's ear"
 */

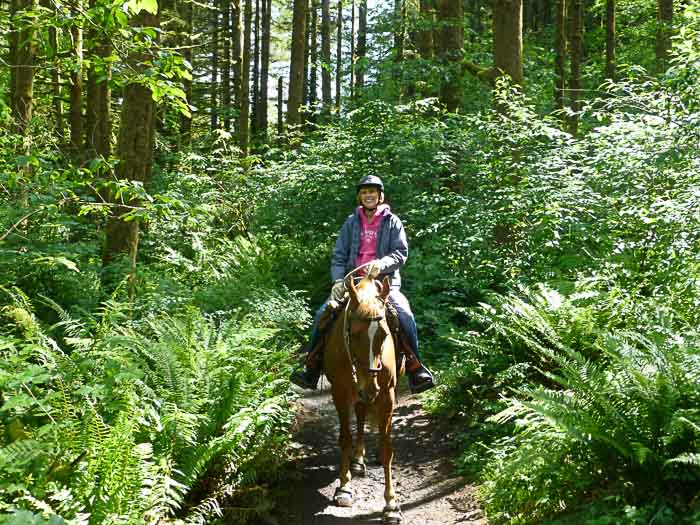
xmin=380 ymin=276 xmax=391 ymax=300
xmin=347 ymin=276 xmax=358 ymax=302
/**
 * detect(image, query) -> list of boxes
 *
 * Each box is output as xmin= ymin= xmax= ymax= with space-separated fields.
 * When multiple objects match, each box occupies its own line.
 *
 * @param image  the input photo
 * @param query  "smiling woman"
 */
xmin=290 ymin=175 xmax=435 ymax=395
xmin=358 ymin=186 xmax=381 ymax=210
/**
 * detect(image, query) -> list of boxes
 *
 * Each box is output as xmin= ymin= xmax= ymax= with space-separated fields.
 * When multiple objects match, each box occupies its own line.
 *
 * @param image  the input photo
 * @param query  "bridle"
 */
xmin=342 ymin=264 xmax=390 ymax=384
xmin=343 ymin=301 xmax=386 ymax=375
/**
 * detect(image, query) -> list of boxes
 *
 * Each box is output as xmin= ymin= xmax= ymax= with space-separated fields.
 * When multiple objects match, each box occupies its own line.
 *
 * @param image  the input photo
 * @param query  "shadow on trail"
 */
xmin=258 ymin=381 xmax=483 ymax=525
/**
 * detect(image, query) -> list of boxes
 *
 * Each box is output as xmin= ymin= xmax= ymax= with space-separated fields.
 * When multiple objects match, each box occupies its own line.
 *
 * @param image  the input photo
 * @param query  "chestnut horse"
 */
xmin=323 ymin=273 xmax=402 ymax=524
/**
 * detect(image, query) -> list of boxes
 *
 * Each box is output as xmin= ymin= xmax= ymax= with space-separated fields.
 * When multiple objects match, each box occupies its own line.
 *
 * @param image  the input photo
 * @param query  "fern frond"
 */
xmin=38 ymin=295 xmax=92 ymax=353
xmin=0 ymin=439 xmax=44 ymax=467
xmin=665 ymin=453 xmax=700 ymax=468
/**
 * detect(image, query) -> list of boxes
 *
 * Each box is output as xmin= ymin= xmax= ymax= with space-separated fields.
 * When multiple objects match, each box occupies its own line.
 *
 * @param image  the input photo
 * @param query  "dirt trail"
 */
xmin=262 ymin=381 xmax=486 ymax=525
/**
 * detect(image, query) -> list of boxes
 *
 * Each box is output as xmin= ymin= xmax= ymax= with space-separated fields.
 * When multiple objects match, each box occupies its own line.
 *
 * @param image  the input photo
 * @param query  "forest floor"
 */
xmin=258 ymin=379 xmax=486 ymax=525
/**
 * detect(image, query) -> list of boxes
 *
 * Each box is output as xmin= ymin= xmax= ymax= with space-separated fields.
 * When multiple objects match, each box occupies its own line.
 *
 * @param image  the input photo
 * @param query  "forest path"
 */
xmin=260 ymin=381 xmax=486 ymax=525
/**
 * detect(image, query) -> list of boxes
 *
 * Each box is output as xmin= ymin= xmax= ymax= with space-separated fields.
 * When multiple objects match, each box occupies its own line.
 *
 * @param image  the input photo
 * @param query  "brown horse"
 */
xmin=323 ymin=274 xmax=402 ymax=524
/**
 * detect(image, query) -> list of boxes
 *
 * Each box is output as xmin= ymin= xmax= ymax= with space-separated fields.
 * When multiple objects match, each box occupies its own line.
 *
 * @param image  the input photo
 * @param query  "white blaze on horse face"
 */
xmin=367 ymin=320 xmax=380 ymax=369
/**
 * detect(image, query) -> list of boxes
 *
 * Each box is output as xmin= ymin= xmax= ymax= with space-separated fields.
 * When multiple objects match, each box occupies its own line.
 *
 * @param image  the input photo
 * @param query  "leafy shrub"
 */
xmin=0 ymin=288 xmax=301 ymax=524
xmin=445 ymin=288 xmax=700 ymax=523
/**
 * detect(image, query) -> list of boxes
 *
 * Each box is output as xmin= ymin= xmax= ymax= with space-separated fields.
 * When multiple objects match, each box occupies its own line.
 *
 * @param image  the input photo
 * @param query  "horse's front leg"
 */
xmin=351 ymin=400 xmax=368 ymax=477
xmin=377 ymin=388 xmax=402 ymax=524
xmin=332 ymin=388 xmax=354 ymax=507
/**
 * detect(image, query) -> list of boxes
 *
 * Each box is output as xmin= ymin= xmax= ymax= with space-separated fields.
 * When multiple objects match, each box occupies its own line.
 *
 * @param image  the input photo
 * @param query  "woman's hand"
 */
xmin=330 ymin=279 xmax=346 ymax=301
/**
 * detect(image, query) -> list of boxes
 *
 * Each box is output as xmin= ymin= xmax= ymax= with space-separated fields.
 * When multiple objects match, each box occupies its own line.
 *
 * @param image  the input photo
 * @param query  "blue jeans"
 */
xmin=308 ymin=289 xmax=421 ymax=360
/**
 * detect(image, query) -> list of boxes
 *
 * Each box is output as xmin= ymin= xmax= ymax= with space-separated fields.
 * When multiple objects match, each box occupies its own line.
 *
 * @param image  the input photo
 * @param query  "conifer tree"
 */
xmin=103 ymin=7 xmax=160 ymax=293
xmin=321 ymin=0 xmax=332 ymax=115
xmin=288 ymin=0 xmax=308 ymax=129
xmin=606 ymin=0 xmax=615 ymax=80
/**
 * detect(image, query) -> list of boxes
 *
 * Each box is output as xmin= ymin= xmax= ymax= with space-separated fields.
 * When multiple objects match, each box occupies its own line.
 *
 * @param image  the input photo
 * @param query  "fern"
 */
xmin=666 ymin=453 xmax=700 ymax=467
xmin=476 ymin=288 xmax=700 ymax=521
xmin=179 ymin=395 xmax=292 ymax=524
xmin=1 ymin=287 xmax=297 ymax=525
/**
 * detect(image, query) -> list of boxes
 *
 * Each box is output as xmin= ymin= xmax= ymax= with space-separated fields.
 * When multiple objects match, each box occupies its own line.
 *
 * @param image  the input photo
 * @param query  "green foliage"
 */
xmin=0 ymin=285 xmax=300 ymax=524
xmin=416 ymin=27 xmax=700 ymax=522
xmin=462 ymin=289 xmax=700 ymax=523
xmin=2 ymin=3 xmax=700 ymax=524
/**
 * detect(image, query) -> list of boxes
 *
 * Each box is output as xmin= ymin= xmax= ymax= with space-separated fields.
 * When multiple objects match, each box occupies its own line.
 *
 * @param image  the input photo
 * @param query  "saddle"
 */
xmin=307 ymin=297 xmax=416 ymax=374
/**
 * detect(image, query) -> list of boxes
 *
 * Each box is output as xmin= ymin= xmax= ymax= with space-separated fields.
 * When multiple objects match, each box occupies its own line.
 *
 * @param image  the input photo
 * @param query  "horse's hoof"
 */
xmin=350 ymin=460 xmax=366 ymax=477
xmin=334 ymin=486 xmax=353 ymax=507
xmin=383 ymin=505 xmax=403 ymax=524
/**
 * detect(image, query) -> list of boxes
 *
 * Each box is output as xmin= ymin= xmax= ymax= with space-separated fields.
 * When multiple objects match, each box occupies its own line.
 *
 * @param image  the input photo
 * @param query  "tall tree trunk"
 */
xmin=470 ymin=0 xmax=484 ymax=35
xmin=309 ymin=0 xmax=318 ymax=113
xmin=542 ymin=0 xmax=552 ymax=26
xmin=42 ymin=0 xmax=63 ymax=140
xmin=524 ymin=0 xmax=532 ymax=31
xmin=436 ymin=0 xmax=463 ymax=112
xmin=9 ymin=0 xmax=36 ymax=219
xmin=568 ymin=0 xmax=582 ymax=135
xmin=251 ymin=0 xmax=260 ymax=139
xmin=48 ymin=23 xmax=64 ymax=141
xmin=394 ymin=0 xmax=404 ymax=58
xmin=605 ymin=0 xmax=615 ymax=80
xmin=287 ymin=0 xmax=308 ymax=129
xmin=222 ymin=0 xmax=232 ymax=130
xmin=350 ymin=0 xmax=355 ymax=100
xmin=70 ymin=5 xmax=83 ymax=151
xmin=10 ymin=0 xmax=36 ymax=135
xmin=103 ymin=8 xmax=159 ymax=294
xmin=355 ymin=0 xmax=366 ymax=92
xmin=86 ymin=0 xmax=112 ymax=159
xmin=335 ymin=0 xmax=342 ymax=110
xmin=554 ymin=0 xmax=566 ymax=110
xmin=9 ymin=0 xmax=17 ymax=125
xmin=180 ymin=0 xmax=194 ymax=144
xmin=210 ymin=0 xmax=220 ymax=130
xmin=392 ymin=0 xmax=404 ymax=98
xmin=418 ymin=0 xmax=434 ymax=59
xmin=239 ymin=0 xmax=252 ymax=154
xmin=655 ymin=0 xmax=673 ymax=73
xmin=320 ymin=0 xmax=332 ymax=117
xmin=258 ymin=0 xmax=271 ymax=141
xmin=277 ymin=76 xmax=284 ymax=137
xmin=492 ymin=0 xmax=524 ymax=85
xmin=525 ymin=0 xmax=541 ymax=31
xmin=232 ymin=0 xmax=242 ymax=135
xmin=303 ymin=7 xmax=311 ymax=108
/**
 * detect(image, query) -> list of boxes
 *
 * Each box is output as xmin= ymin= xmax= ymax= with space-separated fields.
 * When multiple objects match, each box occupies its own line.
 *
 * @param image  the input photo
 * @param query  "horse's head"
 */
xmin=345 ymin=275 xmax=393 ymax=403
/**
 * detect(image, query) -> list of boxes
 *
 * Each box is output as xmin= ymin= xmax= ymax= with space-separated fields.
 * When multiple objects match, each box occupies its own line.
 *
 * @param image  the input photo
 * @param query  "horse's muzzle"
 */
xmin=359 ymin=375 xmax=380 ymax=404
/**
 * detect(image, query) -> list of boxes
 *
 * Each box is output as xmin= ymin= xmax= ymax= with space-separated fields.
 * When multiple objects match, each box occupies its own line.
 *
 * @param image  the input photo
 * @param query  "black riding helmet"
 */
xmin=356 ymin=175 xmax=384 ymax=193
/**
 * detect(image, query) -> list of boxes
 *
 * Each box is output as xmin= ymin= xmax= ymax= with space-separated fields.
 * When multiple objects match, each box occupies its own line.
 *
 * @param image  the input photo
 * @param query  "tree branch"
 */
xmin=0 ymin=209 xmax=43 ymax=242
xmin=460 ymin=60 xmax=499 ymax=87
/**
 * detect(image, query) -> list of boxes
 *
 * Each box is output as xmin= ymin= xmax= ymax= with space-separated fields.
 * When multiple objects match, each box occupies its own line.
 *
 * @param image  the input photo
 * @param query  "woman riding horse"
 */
xmin=291 ymin=175 xmax=435 ymax=394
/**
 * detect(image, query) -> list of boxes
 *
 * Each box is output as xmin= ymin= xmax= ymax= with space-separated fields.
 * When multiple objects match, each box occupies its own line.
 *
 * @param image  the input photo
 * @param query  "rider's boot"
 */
xmin=402 ymin=346 xmax=436 ymax=394
xmin=290 ymin=345 xmax=323 ymax=390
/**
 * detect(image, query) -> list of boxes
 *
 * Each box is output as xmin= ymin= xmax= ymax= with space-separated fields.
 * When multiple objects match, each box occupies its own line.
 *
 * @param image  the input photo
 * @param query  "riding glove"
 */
xmin=330 ymin=279 xmax=346 ymax=301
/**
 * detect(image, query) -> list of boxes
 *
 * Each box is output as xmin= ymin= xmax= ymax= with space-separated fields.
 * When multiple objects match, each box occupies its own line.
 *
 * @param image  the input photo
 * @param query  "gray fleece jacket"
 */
xmin=330 ymin=206 xmax=408 ymax=289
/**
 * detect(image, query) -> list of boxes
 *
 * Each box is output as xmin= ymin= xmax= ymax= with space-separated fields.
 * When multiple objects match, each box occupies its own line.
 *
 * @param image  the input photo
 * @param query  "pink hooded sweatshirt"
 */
xmin=355 ymin=203 xmax=391 ymax=270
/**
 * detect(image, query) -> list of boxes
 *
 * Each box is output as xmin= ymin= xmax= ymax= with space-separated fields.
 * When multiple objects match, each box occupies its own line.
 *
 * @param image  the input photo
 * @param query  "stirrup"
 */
xmin=408 ymin=365 xmax=435 ymax=394
xmin=290 ymin=366 xmax=321 ymax=390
